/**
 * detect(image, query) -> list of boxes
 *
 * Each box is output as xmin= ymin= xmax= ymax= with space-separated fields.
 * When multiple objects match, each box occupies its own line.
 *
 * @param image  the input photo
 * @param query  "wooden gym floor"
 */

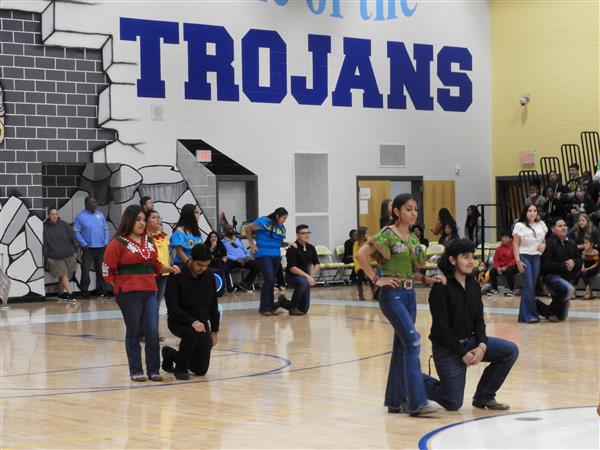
xmin=1 ymin=286 xmax=599 ymax=449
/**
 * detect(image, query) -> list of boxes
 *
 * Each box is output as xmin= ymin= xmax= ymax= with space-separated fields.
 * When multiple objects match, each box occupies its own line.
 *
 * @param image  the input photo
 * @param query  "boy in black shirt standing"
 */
xmin=277 ymin=224 xmax=321 ymax=315
xmin=162 ymin=245 xmax=220 ymax=380
xmin=423 ymin=239 xmax=519 ymax=411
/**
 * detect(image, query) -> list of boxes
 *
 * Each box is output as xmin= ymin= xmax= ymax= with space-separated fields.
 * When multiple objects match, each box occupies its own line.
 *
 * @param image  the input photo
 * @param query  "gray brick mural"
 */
xmin=0 ymin=9 xmax=115 ymax=215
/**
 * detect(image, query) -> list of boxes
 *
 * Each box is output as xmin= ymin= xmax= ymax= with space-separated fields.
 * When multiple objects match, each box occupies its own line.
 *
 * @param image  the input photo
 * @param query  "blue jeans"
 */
xmin=256 ymin=256 xmax=282 ymax=313
xmin=423 ymin=336 xmax=519 ymax=410
xmin=378 ymin=287 xmax=428 ymax=413
xmin=156 ymin=276 xmax=168 ymax=310
xmin=115 ymin=290 xmax=160 ymax=376
xmin=287 ymin=274 xmax=311 ymax=313
xmin=519 ymin=254 xmax=541 ymax=322
xmin=540 ymin=274 xmax=574 ymax=321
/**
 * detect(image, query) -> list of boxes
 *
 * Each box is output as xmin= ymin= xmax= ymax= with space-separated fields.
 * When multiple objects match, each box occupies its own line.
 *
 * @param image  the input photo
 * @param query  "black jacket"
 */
xmin=541 ymin=236 xmax=582 ymax=281
xmin=165 ymin=266 xmax=220 ymax=332
xmin=428 ymin=276 xmax=487 ymax=356
xmin=43 ymin=219 xmax=78 ymax=261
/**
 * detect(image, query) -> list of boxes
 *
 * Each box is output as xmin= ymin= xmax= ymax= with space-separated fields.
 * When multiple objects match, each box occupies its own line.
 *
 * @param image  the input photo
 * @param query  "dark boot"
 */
xmin=161 ymin=346 xmax=177 ymax=373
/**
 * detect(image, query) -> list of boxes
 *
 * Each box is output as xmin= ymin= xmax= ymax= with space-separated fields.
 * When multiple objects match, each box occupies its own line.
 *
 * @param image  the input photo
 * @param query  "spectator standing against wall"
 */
xmin=140 ymin=196 xmax=154 ymax=212
xmin=73 ymin=197 xmax=110 ymax=299
xmin=43 ymin=207 xmax=78 ymax=301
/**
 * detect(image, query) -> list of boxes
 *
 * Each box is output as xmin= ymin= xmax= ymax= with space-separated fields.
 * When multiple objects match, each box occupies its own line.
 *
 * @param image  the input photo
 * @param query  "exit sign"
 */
xmin=196 ymin=150 xmax=212 ymax=163
xmin=521 ymin=151 xmax=535 ymax=166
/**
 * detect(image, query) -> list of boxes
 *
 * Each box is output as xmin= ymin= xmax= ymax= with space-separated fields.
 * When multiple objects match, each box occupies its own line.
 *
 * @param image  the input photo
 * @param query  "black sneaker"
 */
xmin=289 ymin=307 xmax=303 ymax=316
xmin=81 ymin=292 xmax=91 ymax=300
xmin=161 ymin=346 xmax=175 ymax=373
xmin=175 ymin=371 xmax=190 ymax=381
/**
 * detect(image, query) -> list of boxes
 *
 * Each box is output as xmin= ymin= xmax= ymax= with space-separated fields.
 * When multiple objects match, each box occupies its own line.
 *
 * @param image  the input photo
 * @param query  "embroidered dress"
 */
xmin=368 ymin=227 xmax=426 ymax=278
xmin=103 ymin=235 xmax=164 ymax=293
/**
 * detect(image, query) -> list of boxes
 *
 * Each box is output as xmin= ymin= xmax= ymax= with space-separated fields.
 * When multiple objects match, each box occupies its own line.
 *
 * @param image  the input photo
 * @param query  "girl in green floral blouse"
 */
xmin=357 ymin=193 xmax=445 ymax=416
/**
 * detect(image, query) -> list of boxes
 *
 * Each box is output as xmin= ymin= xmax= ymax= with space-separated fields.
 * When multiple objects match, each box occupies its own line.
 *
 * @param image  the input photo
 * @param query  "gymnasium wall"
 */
xmin=491 ymin=0 xmax=600 ymax=177
xmin=1 ymin=0 xmax=493 ymax=298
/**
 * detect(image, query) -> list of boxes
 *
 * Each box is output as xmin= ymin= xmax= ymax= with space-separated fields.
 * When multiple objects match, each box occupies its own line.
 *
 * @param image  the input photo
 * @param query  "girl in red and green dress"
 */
xmin=103 ymin=205 xmax=179 ymax=382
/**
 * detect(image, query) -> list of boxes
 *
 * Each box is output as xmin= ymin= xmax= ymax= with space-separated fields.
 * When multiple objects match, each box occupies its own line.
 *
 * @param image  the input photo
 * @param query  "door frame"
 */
xmin=355 ymin=176 xmax=423 ymax=228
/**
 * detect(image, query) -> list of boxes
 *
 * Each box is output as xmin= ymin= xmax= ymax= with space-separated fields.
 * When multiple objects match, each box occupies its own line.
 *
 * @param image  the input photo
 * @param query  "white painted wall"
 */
xmin=10 ymin=0 xmax=492 ymax=249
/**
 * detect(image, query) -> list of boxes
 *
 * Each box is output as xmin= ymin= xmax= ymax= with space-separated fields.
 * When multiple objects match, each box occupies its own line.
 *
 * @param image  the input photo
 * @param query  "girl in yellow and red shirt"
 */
xmin=103 ymin=205 xmax=179 ymax=382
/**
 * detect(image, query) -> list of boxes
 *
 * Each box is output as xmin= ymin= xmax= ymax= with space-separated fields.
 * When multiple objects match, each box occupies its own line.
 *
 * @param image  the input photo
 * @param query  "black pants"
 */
xmin=226 ymin=259 xmax=259 ymax=286
xmin=489 ymin=266 xmax=518 ymax=290
xmin=167 ymin=320 xmax=212 ymax=375
xmin=80 ymin=247 xmax=108 ymax=293
xmin=572 ymin=267 xmax=600 ymax=286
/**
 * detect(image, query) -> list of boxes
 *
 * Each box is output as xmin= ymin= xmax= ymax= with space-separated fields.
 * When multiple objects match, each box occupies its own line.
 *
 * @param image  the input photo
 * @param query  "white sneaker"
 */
xmin=410 ymin=400 xmax=443 ymax=417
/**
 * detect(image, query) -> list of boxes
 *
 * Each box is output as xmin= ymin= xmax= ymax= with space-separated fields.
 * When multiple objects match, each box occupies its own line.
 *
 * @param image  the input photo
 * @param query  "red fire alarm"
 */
xmin=196 ymin=149 xmax=212 ymax=163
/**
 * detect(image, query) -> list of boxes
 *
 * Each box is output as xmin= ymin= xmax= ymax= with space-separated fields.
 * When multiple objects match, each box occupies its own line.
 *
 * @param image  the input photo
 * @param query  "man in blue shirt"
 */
xmin=222 ymin=224 xmax=259 ymax=292
xmin=73 ymin=197 xmax=110 ymax=299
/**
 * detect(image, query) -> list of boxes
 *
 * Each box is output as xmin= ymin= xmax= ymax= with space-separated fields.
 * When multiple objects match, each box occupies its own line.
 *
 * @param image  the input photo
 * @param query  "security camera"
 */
xmin=519 ymin=93 xmax=530 ymax=106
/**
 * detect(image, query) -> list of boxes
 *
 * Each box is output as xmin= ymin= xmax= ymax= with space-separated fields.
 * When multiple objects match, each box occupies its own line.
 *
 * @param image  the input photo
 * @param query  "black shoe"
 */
xmin=58 ymin=293 xmax=69 ymax=300
xmin=81 ymin=292 xmax=90 ymax=300
xmin=98 ymin=291 xmax=109 ymax=299
xmin=387 ymin=406 xmax=404 ymax=414
xmin=161 ymin=346 xmax=175 ymax=373
xmin=175 ymin=371 xmax=190 ymax=381
xmin=275 ymin=294 xmax=292 ymax=311
xmin=472 ymin=399 xmax=509 ymax=410
xmin=289 ymin=307 xmax=303 ymax=316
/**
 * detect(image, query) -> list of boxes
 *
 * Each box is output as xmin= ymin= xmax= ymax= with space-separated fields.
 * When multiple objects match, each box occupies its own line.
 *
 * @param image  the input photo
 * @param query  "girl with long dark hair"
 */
xmin=357 ymin=194 xmax=445 ymax=416
xmin=379 ymin=198 xmax=394 ymax=229
xmin=513 ymin=204 xmax=547 ymax=323
xmin=244 ymin=207 xmax=289 ymax=315
xmin=103 ymin=205 xmax=179 ymax=381
xmin=465 ymin=205 xmax=481 ymax=244
xmin=170 ymin=204 xmax=203 ymax=266
xmin=430 ymin=208 xmax=457 ymax=238
xmin=439 ymin=223 xmax=459 ymax=247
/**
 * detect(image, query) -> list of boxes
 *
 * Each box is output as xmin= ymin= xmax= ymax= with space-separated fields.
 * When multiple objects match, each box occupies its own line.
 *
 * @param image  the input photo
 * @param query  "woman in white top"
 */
xmin=513 ymin=204 xmax=548 ymax=323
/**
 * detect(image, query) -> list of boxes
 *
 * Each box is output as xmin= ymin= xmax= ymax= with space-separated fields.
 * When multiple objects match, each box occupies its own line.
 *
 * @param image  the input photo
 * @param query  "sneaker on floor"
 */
xmin=130 ymin=374 xmax=146 ymax=382
xmin=289 ymin=307 xmax=303 ymax=316
xmin=472 ymin=399 xmax=510 ymax=410
xmin=546 ymin=315 xmax=560 ymax=323
xmin=81 ymin=292 xmax=91 ymax=300
xmin=504 ymin=290 xmax=514 ymax=297
xmin=409 ymin=401 xmax=443 ymax=417
xmin=149 ymin=374 xmax=163 ymax=382
xmin=487 ymin=289 xmax=499 ymax=296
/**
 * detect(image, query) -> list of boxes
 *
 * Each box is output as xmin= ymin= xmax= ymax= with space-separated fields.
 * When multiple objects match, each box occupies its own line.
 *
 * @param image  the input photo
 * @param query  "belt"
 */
xmin=382 ymin=279 xmax=414 ymax=290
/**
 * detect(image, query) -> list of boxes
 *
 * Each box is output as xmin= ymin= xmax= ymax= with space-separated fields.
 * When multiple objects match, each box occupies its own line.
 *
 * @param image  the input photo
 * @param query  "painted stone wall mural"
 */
xmin=1 ymin=163 xmax=213 ymax=299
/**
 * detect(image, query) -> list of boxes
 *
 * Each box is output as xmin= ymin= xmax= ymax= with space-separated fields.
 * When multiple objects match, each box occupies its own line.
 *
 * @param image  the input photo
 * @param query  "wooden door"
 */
xmin=358 ymin=180 xmax=391 ymax=235
xmin=423 ymin=180 xmax=456 ymax=242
